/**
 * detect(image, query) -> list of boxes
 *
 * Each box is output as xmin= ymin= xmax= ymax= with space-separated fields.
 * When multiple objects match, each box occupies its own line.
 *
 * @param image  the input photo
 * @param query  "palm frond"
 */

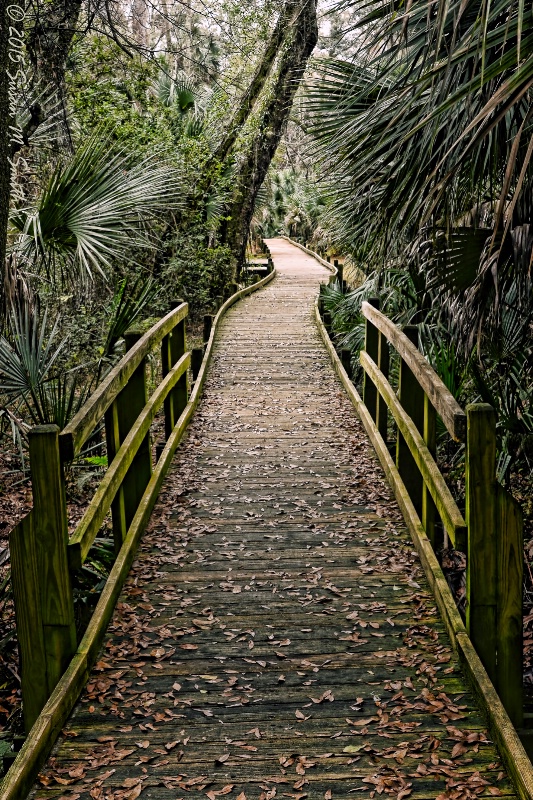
xmin=10 ymin=132 xmax=182 ymax=281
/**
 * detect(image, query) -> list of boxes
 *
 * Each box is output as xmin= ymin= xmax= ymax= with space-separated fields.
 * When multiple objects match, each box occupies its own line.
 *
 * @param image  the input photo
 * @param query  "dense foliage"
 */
xmin=254 ymin=0 xmax=533 ymax=486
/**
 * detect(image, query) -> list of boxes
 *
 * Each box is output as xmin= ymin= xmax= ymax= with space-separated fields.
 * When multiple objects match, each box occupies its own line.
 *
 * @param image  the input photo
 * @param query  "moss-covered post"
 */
xmin=340 ymin=348 xmax=352 ymax=378
xmin=170 ymin=315 xmax=188 ymax=424
xmin=203 ymin=314 xmax=213 ymax=345
xmin=119 ymin=330 xmax=152 ymax=534
xmin=496 ymin=485 xmax=523 ymax=727
xmin=10 ymin=512 xmax=49 ymax=732
xmin=396 ymin=326 xmax=424 ymax=517
xmin=466 ymin=403 xmax=497 ymax=683
xmin=422 ymin=394 xmax=438 ymax=548
xmin=362 ymin=298 xmax=379 ymax=422
xmin=162 ymin=300 xmax=188 ymax=437
xmin=28 ymin=425 xmax=77 ymax=702
xmin=376 ymin=331 xmax=389 ymax=443
xmin=191 ymin=347 xmax=204 ymax=381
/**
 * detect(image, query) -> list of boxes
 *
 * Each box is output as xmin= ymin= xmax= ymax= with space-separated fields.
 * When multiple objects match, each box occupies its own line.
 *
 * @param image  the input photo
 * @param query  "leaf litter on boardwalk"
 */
xmin=33 ymin=266 xmax=511 ymax=800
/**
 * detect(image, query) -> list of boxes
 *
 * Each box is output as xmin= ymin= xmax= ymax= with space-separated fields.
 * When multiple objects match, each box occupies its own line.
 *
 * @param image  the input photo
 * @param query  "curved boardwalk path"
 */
xmin=32 ymin=239 xmax=515 ymax=800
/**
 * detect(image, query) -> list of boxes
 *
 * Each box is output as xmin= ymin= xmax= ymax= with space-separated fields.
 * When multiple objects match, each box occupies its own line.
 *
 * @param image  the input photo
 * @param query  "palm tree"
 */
xmin=307 ymin=0 xmax=533 ymax=466
xmin=307 ymin=0 xmax=533 ymax=348
xmin=9 ymin=131 xmax=182 ymax=284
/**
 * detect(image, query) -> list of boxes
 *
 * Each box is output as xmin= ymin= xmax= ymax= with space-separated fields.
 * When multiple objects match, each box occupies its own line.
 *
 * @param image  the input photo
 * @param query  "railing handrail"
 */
xmin=67 ymin=352 xmax=190 ymax=570
xmin=315 ymin=294 xmax=530 ymax=800
xmin=361 ymin=301 xmax=466 ymax=442
xmin=360 ymin=350 xmax=467 ymax=549
xmin=60 ymin=302 xmax=188 ymax=460
xmin=354 ymin=299 xmax=523 ymax=731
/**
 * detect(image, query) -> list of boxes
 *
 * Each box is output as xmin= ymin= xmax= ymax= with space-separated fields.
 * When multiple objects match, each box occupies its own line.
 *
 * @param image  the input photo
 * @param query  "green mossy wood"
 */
xmin=9 ymin=513 xmax=48 ymax=732
xmin=362 ymin=298 xmax=379 ymax=417
xmin=359 ymin=350 xmax=466 ymax=548
xmin=396 ymin=326 xmax=424 ymax=518
xmin=466 ymin=404 xmax=498 ymax=681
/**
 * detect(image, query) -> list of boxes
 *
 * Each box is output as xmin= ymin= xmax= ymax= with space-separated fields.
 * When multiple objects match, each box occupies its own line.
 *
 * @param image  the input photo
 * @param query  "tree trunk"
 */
xmin=212 ymin=1 xmax=307 ymax=167
xmin=26 ymin=0 xmax=83 ymax=97
xmin=221 ymin=0 xmax=317 ymax=272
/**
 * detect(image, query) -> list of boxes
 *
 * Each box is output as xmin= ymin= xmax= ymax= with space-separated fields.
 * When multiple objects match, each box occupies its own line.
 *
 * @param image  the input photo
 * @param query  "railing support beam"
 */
xmin=396 ymin=326 xmax=424 ymax=517
xmin=422 ymin=394 xmax=439 ymax=549
xmin=28 ymin=426 xmax=77 ymax=710
xmin=376 ymin=331 xmax=389 ymax=443
xmin=362 ymin=298 xmax=380 ymax=421
xmin=466 ymin=404 xmax=497 ymax=681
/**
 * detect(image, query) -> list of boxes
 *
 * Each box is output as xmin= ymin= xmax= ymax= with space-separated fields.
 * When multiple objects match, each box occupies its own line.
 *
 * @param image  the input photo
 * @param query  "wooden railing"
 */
xmin=3 ymin=264 xmax=276 ymax=800
xmin=10 ymin=302 xmax=190 ymax=733
xmin=358 ymin=299 xmax=523 ymax=727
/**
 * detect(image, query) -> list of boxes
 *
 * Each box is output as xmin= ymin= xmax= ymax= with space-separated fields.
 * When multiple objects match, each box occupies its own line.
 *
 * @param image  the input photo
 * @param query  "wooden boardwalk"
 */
xmin=32 ymin=239 xmax=516 ymax=800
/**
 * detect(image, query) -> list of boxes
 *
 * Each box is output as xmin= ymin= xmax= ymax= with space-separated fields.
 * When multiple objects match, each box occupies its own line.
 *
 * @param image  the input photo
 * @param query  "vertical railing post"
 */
xmin=191 ymin=347 xmax=204 ymax=382
xmin=496 ymin=485 xmax=523 ymax=727
xmin=362 ymin=298 xmax=380 ymax=422
xmin=340 ymin=348 xmax=352 ymax=378
xmin=376 ymin=331 xmax=389 ymax=443
xmin=105 ymin=398 xmax=127 ymax=552
xmin=162 ymin=300 xmax=188 ymax=438
xmin=106 ymin=328 xmax=152 ymax=552
xmin=422 ymin=395 xmax=438 ymax=548
xmin=203 ymin=313 xmax=213 ymax=345
xmin=335 ymin=261 xmax=344 ymax=291
xmin=171 ymin=314 xmax=188 ymax=423
xmin=161 ymin=330 xmax=173 ymax=436
xmin=28 ymin=425 xmax=77 ymax=702
xmin=396 ymin=326 xmax=424 ymax=517
xmin=466 ymin=403 xmax=497 ymax=682
xmin=122 ymin=329 xmax=152 ymax=528
xmin=10 ymin=512 xmax=49 ymax=732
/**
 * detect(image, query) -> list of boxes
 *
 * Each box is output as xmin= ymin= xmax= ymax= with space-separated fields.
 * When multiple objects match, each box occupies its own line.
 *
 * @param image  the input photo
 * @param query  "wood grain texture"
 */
xmin=9 ymin=512 xmax=49 ymax=732
xmin=496 ymin=485 xmax=523 ymax=728
xmin=396 ymin=326 xmax=424 ymax=518
xmin=105 ymin=398 xmax=128 ymax=555
xmin=422 ymin=395 xmax=438 ymax=550
xmin=68 ymin=354 xmax=190 ymax=570
xmin=0 ymin=273 xmax=275 ymax=800
xmin=361 ymin=302 xmax=466 ymax=442
xmin=360 ymin=351 xmax=466 ymax=547
xmin=60 ymin=304 xmax=188 ymax=460
xmin=376 ymin=331 xmax=389 ymax=443
xmin=25 ymin=240 xmax=519 ymax=800
xmin=362 ymin=299 xmax=379 ymax=421
xmin=465 ymin=404 xmax=497 ymax=682
xmin=317 ymin=297 xmax=533 ymax=800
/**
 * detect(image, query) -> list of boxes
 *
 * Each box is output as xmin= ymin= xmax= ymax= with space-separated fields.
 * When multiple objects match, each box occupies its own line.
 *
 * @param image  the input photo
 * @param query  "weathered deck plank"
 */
xmin=31 ymin=239 xmax=516 ymax=800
